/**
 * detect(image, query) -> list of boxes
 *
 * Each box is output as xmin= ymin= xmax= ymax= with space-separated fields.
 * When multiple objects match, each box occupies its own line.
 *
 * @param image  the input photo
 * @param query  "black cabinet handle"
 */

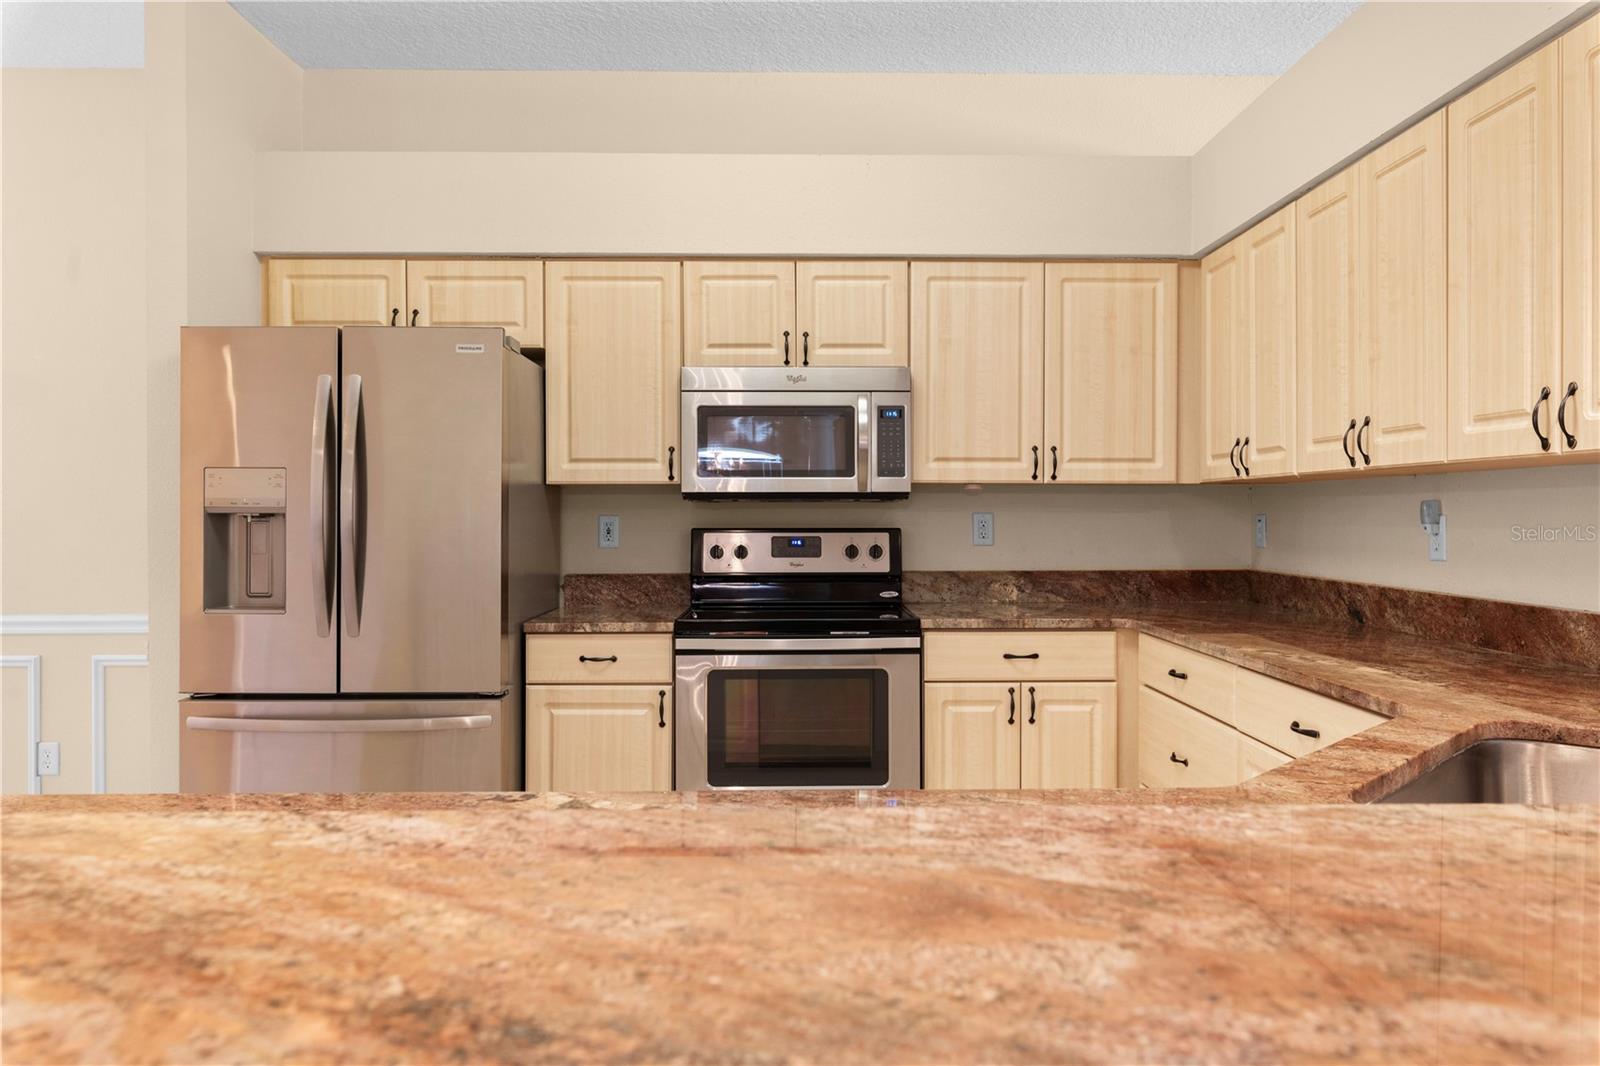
xmin=1289 ymin=720 xmax=1320 ymax=739
xmin=801 ymin=331 xmax=810 ymax=366
xmin=1240 ymin=437 xmax=1250 ymax=476
xmin=667 ymin=445 xmax=675 ymax=481
xmin=410 ymin=308 xmax=419 ymax=327
xmin=1030 ymin=445 xmax=1039 ymax=480
xmin=1002 ymin=652 xmax=1040 ymax=660
xmin=1007 ymin=687 xmax=1016 ymax=726
xmin=578 ymin=655 xmax=618 ymax=663
xmin=1356 ymin=415 xmax=1371 ymax=466
xmin=1532 ymin=385 xmax=1552 ymax=451
xmin=1027 ymin=686 xmax=1036 ymax=725
xmin=390 ymin=308 xmax=399 ymax=327
xmin=1167 ymin=668 xmax=1188 ymax=680
xmin=658 ymin=690 xmax=667 ymax=728
xmin=1558 ymin=381 xmax=1578 ymax=449
xmin=782 ymin=330 xmax=791 ymax=366
xmin=1342 ymin=419 xmax=1357 ymax=467
xmin=1170 ymin=753 xmax=1189 ymax=767
xmin=1229 ymin=437 xmax=1241 ymax=477
xmin=1049 ymin=445 xmax=1059 ymax=481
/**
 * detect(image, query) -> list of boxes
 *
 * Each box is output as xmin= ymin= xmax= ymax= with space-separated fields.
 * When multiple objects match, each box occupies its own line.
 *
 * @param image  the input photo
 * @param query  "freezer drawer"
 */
xmin=180 ymin=697 xmax=506 ymax=793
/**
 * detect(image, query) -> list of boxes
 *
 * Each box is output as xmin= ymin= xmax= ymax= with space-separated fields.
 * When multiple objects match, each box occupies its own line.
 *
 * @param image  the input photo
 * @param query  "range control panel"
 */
xmin=697 ymin=529 xmax=896 ymax=575
xmin=877 ymin=406 xmax=906 ymax=478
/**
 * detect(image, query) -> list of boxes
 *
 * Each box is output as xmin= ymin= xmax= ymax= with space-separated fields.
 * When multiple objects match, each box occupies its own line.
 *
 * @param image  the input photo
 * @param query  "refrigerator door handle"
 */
xmin=341 ymin=373 xmax=364 ymax=637
xmin=309 ymin=373 xmax=335 ymax=637
xmin=186 ymin=714 xmax=493 ymax=734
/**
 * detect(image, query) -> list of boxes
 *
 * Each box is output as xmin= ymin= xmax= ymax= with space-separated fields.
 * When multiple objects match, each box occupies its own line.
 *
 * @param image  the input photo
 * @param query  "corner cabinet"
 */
xmin=264 ymin=258 xmax=407 ymax=326
xmin=1564 ymin=14 xmax=1600 ymax=454
xmin=544 ymin=261 xmax=683 ymax=484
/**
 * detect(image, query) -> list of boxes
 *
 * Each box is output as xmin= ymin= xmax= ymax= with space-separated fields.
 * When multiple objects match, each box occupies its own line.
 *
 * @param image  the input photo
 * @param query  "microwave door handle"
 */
xmin=308 ymin=373 xmax=335 ymax=637
xmin=340 ymin=373 xmax=364 ymax=638
xmin=857 ymin=395 xmax=871 ymax=493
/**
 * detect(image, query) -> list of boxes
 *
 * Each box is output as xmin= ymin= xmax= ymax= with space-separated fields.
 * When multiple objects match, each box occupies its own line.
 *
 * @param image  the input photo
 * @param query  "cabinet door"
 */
xmin=544 ymin=261 xmax=682 ymax=484
xmin=910 ymin=261 xmax=1044 ymax=483
xmin=923 ymin=683 xmax=1020 ymax=790
xmin=1019 ymin=682 xmax=1116 ymax=789
xmin=1241 ymin=206 xmax=1297 ymax=478
xmin=1296 ymin=166 xmax=1365 ymax=474
xmin=1044 ymin=263 xmax=1177 ymax=483
xmin=263 ymin=258 xmax=405 ymax=326
xmin=406 ymin=260 xmax=543 ymax=345
xmin=1564 ymin=15 xmax=1600 ymax=453
xmin=796 ymin=260 xmax=909 ymax=366
xmin=683 ymin=261 xmax=797 ymax=367
xmin=1199 ymin=240 xmax=1244 ymax=481
xmin=526 ymin=684 xmax=672 ymax=792
xmin=1364 ymin=112 xmax=1448 ymax=467
xmin=1447 ymin=43 xmax=1563 ymax=460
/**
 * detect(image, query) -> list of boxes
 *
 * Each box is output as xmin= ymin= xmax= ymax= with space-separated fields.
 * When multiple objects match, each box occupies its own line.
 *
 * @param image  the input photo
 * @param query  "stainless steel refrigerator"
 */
xmin=178 ymin=326 xmax=558 ymax=792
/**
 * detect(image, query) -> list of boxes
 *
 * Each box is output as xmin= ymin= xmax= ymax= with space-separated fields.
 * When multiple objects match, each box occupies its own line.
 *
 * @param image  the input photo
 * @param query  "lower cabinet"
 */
xmin=1138 ymin=687 xmax=1241 ymax=788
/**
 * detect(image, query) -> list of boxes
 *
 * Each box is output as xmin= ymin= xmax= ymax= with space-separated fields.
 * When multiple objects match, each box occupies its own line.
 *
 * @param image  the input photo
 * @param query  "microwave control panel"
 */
xmin=876 ymin=406 xmax=906 ymax=478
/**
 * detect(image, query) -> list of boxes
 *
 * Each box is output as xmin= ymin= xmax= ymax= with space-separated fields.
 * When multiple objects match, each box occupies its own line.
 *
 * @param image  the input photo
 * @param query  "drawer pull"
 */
xmin=1027 ymin=686 xmax=1036 ymax=725
xmin=1169 ymin=752 xmax=1189 ymax=767
xmin=1289 ymin=720 xmax=1321 ymax=739
xmin=1002 ymin=652 xmax=1040 ymax=660
xmin=1167 ymin=668 xmax=1188 ymax=680
xmin=1007 ymin=687 xmax=1016 ymax=726
xmin=658 ymin=690 xmax=667 ymax=729
xmin=578 ymin=655 xmax=618 ymax=663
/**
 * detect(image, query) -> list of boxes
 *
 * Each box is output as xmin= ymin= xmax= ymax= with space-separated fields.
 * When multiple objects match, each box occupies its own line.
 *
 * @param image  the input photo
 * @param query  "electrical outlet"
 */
xmin=1428 ymin=514 xmax=1447 ymax=562
xmin=1254 ymin=513 xmax=1268 ymax=548
xmin=597 ymin=515 xmax=620 ymax=549
xmin=36 ymin=741 xmax=59 ymax=776
xmin=972 ymin=512 xmax=994 ymax=546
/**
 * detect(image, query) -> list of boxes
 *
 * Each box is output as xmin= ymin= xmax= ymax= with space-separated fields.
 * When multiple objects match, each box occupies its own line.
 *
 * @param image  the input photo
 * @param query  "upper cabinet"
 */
xmin=1296 ymin=164 xmax=1364 ymax=474
xmin=544 ymin=261 xmax=682 ymax=484
xmin=406 ymin=260 xmax=544 ymax=345
xmin=796 ymin=260 xmax=910 ymax=366
xmin=910 ymin=261 xmax=1044 ymax=483
xmin=1564 ymin=14 xmax=1600 ymax=454
xmin=1045 ymin=263 xmax=1177 ymax=482
xmin=682 ymin=261 xmax=797 ymax=367
xmin=264 ymin=259 xmax=406 ymax=326
xmin=1199 ymin=240 xmax=1245 ymax=481
xmin=1447 ymin=43 xmax=1563 ymax=461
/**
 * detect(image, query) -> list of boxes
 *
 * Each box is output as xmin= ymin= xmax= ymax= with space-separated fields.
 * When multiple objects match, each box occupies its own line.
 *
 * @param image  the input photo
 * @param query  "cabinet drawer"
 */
xmin=525 ymin=634 xmax=672 ymax=684
xmin=1237 ymin=732 xmax=1292 ymax=782
xmin=1138 ymin=686 xmax=1240 ymax=789
xmin=1232 ymin=670 xmax=1385 ymax=758
xmin=923 ymin=631 xmax=1115 ymax=682
xmin=1137 ymin=635 xmax=1235 ymax=722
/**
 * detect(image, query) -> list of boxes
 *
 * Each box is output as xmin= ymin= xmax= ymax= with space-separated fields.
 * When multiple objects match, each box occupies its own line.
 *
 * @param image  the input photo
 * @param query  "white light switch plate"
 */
xmin=598 ymin=515 xmax=620 ymax=549
xmin=972 ymin=512 xmax=994 ymax=546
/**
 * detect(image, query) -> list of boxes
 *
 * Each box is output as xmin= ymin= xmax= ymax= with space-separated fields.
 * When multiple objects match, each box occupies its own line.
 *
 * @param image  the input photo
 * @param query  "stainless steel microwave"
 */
xmin=680 ymin=367 xmax=911 ymax=498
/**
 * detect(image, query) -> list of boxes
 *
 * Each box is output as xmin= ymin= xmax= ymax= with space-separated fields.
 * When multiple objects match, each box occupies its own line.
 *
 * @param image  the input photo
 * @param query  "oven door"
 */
xmin=675 ymin=642 xmax=921 ymax=790
xmin=681 ymin=391 xmax=869 ymax=495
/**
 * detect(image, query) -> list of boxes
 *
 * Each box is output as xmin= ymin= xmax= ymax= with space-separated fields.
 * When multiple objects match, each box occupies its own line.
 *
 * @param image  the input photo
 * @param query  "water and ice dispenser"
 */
xmin=202 ymin=467 xmax=287 ymax=613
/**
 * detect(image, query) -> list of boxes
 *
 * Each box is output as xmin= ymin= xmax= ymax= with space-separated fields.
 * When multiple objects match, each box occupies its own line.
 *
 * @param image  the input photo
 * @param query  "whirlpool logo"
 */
xmin=785 ymin=373 xmax=808 ymax=384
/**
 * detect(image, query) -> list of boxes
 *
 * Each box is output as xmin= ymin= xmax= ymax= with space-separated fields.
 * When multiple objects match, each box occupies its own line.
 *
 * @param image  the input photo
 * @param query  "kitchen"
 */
xmin=3 ymin=2 xmax=1599 ymax=1063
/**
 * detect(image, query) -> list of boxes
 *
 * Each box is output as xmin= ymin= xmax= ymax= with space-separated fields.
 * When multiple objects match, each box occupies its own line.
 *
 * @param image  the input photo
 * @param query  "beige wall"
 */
xmin=1190 ymin=1 xmax=1588 ymax=251
xmin=1249 ymin=467 xmax=1600 ymax=613
xmin=559 ymin=485 xmax=1252 ymax=576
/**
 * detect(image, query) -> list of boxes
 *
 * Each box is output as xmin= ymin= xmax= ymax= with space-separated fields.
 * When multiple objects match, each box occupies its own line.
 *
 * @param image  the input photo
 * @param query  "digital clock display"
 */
xmin=771 ymin=535 xmax=822 ymax=558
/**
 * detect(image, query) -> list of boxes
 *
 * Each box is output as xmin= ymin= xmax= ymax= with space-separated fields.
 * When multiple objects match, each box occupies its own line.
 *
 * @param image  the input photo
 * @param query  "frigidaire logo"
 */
xmin=786 ymin=373 xmax=808 ymax=384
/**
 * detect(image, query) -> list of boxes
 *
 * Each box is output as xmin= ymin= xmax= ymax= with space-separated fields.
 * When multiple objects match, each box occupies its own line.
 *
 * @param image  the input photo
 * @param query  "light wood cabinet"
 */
xmin=264 ymin=258 xmax=406 ymax=326
xmin=1199 ymin=239 xmax=1246 ymax=480
xmin=1238 ymin=734 xmax=1292 ymax=782
xmin=1045 ymin=263 xmax=1178 ymax=483
xmin=1020 ymin=682 xmax=1116 ymax=789
xmin=683 ymin=261 xmax=797 ymax=367
xmin=923 ymin=631 xmax=1117 ymax=684
xmin=910 ymin=261 xmax=1044 ymax=482
xmin=525 ymin=634 xmax=673 ymax=685
xmin=796 ymin=260 xmax=909 ymax=366
xmin=1138 ymin=687 xmax=1240 ymax=789
xmin=525 ymin=684 xmax=672 ymax=792
xmin=544 ymin=261 xmax=682 ymax=484
xmin=1241 ymin=205 xmax=1298 ymax=478
xmin=1447 ymin=43 xmax=1563 ymax=460
xmin=1296 ymin=164 xmax=1365 ymax=474
xmin=406 ymin=260 xmax=543 ymax=344
xmin=923 ymin=683 xmax=1021 ymax=790
xmin=1564 ymin=14 xmax=1600 ymax=454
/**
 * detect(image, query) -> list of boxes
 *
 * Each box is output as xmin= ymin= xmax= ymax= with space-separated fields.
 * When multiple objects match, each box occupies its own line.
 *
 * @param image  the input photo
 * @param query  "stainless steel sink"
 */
xmin=1375 ymin=739 xmax=1600 ymax=804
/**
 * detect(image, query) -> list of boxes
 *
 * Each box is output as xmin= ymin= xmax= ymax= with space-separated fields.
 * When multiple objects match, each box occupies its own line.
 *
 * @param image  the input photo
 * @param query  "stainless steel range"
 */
xmin=674 ymin=528 xmax=922 ymax=790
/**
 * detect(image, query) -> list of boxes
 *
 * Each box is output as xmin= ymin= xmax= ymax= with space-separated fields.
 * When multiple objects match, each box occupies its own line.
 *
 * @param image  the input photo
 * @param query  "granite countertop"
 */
xmin=3 ymin=793 xmax=1596 ymax=1064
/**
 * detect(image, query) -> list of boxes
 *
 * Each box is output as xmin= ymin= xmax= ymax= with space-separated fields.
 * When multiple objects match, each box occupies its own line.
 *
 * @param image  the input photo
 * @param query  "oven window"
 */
xmin=707 ymin=669 xmax=888 ymax=787
xmin=696 ymin=406 xmax=856 ymax=479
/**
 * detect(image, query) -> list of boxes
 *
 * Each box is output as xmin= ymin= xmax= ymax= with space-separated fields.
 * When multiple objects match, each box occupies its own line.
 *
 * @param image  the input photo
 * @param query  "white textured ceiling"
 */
xmin=229 ymin=1 xmax=1361 ymax=75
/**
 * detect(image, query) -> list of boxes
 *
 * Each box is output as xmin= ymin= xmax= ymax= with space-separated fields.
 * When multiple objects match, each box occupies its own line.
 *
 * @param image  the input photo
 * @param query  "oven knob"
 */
xmin=868 ymin=544 xmax=884 ymax=560
xmin=733 ymin=544 xmax=748 ymax=560
xmin=708 ymin=545 xmax=724 ymax=560
xmin=844 ymin=544 xmax=860 ymax=560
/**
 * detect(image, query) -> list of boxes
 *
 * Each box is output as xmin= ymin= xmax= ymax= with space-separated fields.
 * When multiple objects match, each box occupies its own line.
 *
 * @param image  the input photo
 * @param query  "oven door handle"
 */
xmin=673 ymin=636 xmax=922 ymax=653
